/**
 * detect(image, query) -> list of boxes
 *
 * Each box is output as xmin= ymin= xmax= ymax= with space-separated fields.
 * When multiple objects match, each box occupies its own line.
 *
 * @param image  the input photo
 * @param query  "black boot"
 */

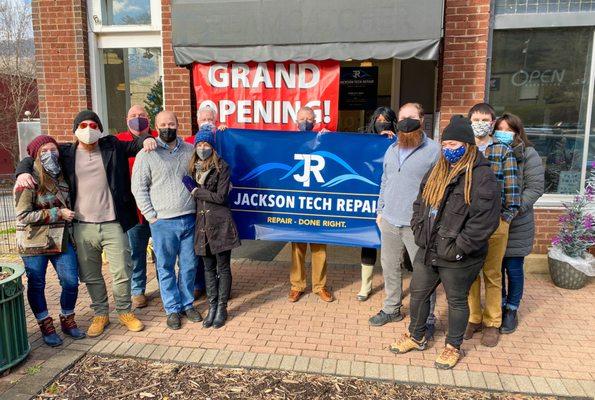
xmin=500 ymin=307 xmax=518 ymax=334
xmin=202 ymin=267 xmax=219 ymax=328
xmin=213 ymin=264 xmax=232 ymax=329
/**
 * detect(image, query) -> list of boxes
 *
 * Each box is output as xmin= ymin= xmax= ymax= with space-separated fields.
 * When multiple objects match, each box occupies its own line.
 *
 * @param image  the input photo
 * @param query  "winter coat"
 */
xmin=192 ymin=159 xmax=241 ymax=256
xmin=411 ymin=152 xmax=501 ymax=268
xmin=505 ymin=144 xmax=545 ymax=257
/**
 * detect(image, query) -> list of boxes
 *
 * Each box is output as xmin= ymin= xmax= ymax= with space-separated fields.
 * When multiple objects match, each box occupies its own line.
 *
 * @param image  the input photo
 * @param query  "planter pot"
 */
xmin=0 ymin=264 xmax=30 ymax=373
xmin=548 ymin=256 xmax=589 ymax=290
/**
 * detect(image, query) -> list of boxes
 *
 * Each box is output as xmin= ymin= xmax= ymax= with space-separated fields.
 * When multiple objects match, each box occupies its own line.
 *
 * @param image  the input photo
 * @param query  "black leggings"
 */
xmin=361 ymin=247 xmax=377 ymax=265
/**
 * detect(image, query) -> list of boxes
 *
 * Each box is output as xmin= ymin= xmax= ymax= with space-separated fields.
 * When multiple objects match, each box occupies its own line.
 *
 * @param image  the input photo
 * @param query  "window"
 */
xmin=490 ymin=28 xmax=594 ymax=195
xmin=495 ymin=0 xmax=595 ymax=14
xmin=104 ymin=0 xmax=151 ymax=25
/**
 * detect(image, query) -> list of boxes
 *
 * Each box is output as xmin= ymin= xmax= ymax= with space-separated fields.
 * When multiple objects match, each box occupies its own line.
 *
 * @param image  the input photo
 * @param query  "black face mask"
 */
xmin=374 ymin=121 xmax=393 ymax=133
xmin=396 ymin=118 xmax=421 ymax=133
xmin=158 ymin=128 xmax=177 ymax=143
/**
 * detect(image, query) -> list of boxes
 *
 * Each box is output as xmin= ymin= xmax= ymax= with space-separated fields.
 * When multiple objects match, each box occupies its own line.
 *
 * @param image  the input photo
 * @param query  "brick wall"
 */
xmin=161 ymin=0 xmax=193 ymax=136
xmin=533 ymin=208 xmax=563 ymax=254
xmin=437 ymin=0 xmax=491 ymax=131
xmin=31 ymin=0 xmax=92 ymax=142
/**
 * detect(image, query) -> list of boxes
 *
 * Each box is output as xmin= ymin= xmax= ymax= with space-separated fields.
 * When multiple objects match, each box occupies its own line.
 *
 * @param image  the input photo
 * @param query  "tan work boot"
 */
xmin=389 ymin=333 xmax=427 ymax=354
xmin=481 ymin=326 xmax=500 ymax=347
xmin=435 ymin=345 xmax=462 ymax=369
xmin=132 ymin=294 xmax=148 ymax=309
xmin=87 ymin=315 xmax=110 ymax=338
xmin=118 ymin=312 xmax=145 ymax=332
xmin=464 ymin=322 xmax=482 ymax=340
xmin=356 ymin=264 xmax=374 ymax=301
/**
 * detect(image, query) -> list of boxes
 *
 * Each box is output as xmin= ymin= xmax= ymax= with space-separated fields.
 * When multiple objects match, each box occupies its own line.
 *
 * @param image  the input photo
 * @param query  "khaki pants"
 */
xmin=468 ymin=220 xmax=509 ymax=328
xmin=290 ymin=243 xmax=327 ymax=293
xmin=74 ymin=222 xmax=132 ymax=316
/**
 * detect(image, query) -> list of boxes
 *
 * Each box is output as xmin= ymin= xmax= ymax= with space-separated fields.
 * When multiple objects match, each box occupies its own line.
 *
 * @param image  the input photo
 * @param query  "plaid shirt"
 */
xmin=483 ymin=140 xmax=520 ymax=223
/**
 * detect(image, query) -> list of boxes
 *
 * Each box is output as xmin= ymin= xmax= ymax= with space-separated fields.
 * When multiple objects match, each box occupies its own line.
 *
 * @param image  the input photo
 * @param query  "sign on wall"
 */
xmin=217 ymin=129 xmax=394 ymax=247
xmin=339 ymin=67 xmax=378 ymax=110
xmin=193 ymin=61 xmax=340 ymax=131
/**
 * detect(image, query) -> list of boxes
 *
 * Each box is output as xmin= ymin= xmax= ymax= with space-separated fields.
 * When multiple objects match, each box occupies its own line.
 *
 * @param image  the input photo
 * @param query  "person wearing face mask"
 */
xmin=115 ymin=105 xmax=158 ymax=309
xmin=14 ymin=135 xmax=85 ymax=347
xmin=370 ymin=103 xmax=441 ymax=329
xmin=287 ymin=106 xmax=334 ymax=303
xmin=493 ymin=113 xmax=544 ymax=334
xmin=466 ymin=103 xmax=520 ymax=348
xmin=181 ymin=129 xmax=240 ymax=329
xmin=390 ymin=116 xmax=500 ymax=370
xmin=15 ymin=110 xmax=157 ymax=338
xmin=185 ymin=105 xmax=228 ymax=144
xmin=132 ymin=110 xmax=202 ymax=330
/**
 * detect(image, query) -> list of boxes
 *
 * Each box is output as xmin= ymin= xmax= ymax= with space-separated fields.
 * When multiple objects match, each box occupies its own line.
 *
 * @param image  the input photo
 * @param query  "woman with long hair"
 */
xmin=182 ymin=128 xmax=240 ymax=329
xmin=494 ymin=113 xmax=544 ymax=334
xmin=14 ymin=135 xmax=85 ymax=346
xmin=389 ymin=116 xmax=500 ymax=369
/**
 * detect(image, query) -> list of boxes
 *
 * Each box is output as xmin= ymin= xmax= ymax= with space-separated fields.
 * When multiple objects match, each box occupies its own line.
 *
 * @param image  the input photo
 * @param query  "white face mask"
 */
xmin=471 ymin=121 xmax=492 ymax=138
xmin=75 ymin=127 xmax=102 ymax=144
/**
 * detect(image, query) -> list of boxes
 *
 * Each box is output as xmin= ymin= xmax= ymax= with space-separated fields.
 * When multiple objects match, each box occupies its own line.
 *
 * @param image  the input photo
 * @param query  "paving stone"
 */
xmin=266 ymin=354 xmax=283 ymax=369
xmin=200 ymin=349 xmax=220 ymax=365
xmin=514 ymin=375 xmax=536 ymax=394
xmin=186 ymin=348 xmax=206 ymax=364
xmin=321 ymin=359 xmax=337 ymax=375
xmin=545 ymin=378 xmax=570 ymax=396
xmin=393 ymin=365 xmax=408 ymax=382
xmin=350 ymin=361 xmax=365 ymax=377
xmin=149 ymin=345 xmax=169 ymax=360
xmin=226 ymin=352 xmax=244 ymax=367
xmin=213 ymin=350 xmax=232 ymax=366
xmin=173 ymin=348 xmax=193 ymax=363
xmin=0 ymin=389 xmax=34 ymax=400
xmin=408 ymin=366 xmax=424 ymax=384
xmin=125 ymin=343 xmax=145 ymax=358
xmin=378 ymin=364 xmax=393 ymax=381
xmin=100 ymin=340 xmax=121 ymax=355
xmin=307 ymin=358 xmax=323 ymax=374
xmin=529 ymin=376 xmax=552 ymax=395
xmin=578 ymin=380 xmax=595 ymax=398
xmin=66 ymin=342 xmax=93 ymax=351
xmin=279 ymin=355 xmax=297 ymax=371
xmin=499 ymin=374 xmax=519 ymax=392
xmin=437 ymin=369 xmax=455 ymax=386
xmin=467 ymin=371 xmax=487 ymax=389
xmin=364 ymin=363 xmax=381 ymax=380
xmin=162 ymin=346 xmax=182 ymax=361
xmin=452 ymin=370 xmax=471 ymax=388
xmin=253 ymin=353 xmax=270 ymax=368
xmin=238 ymin=352 xmax=257 ymax=368
xmin=293 ymin=356 xmax=310 ymax=373
xmin=482 ymin=372 xmax=503 ymax=391
xmin=422 ymin=367 xmax=439 ymax=385
xmin=136 ymin=344 xmax=157 ymax=359
xmin=112 ymin=342 xmax=133 ymax=356
xmin=562 ymin=379 xmax=587 ymax=397
xmin=89 ymin=340 xmax=110 ymax=354
xmin=336 ymin=360 xmax=351 ymax=376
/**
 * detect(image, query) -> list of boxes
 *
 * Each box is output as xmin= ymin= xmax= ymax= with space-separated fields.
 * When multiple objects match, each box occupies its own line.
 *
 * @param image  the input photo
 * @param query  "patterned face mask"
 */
xmin=442 ymin=146 xmax=466 ymax=164
xmin=471 ymin=121 xmax=492 ymax=138
xmin=493 ymin=130 xmax=514 ymax=146
xmin=40 ymin=151 xmax=61 ymax=176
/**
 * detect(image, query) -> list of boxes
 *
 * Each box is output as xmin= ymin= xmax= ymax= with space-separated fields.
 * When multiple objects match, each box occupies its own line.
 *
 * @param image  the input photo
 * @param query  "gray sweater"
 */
xmin=131 ymin=139 xmax=196 ymax=221
xmin=505 ymin=144 xmax=545 ymax=257
xmin=378 ymin=135 xmax=441 ymax=227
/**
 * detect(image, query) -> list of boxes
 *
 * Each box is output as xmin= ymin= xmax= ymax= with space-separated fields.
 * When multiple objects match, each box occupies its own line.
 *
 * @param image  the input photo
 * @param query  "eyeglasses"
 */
xmin=78 ymin=122 xmax=98 ymax=130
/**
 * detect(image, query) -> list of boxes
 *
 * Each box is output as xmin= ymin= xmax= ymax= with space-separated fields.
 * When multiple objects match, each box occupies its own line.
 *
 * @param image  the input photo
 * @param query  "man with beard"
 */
xmin=370 ymin=103 xmax=440 ymax=327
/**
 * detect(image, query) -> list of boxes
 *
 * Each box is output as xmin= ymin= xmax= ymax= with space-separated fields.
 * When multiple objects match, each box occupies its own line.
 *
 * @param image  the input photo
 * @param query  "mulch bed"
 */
xmin=35 ymin=355 xmax=560 ymax=400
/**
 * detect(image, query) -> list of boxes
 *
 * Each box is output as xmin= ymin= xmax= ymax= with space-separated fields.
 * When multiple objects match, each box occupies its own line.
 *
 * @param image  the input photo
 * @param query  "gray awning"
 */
xmin=172 ymin=0 xmax=444 ymax=65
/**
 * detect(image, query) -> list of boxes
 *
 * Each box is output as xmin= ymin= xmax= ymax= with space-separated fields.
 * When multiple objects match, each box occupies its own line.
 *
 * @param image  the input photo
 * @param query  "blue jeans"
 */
xmin=127 ymin=222 xmax=152 ymax=296
xmin=501 ymin=256 xmax=525 ymax=310
xmin=22 ymin=242 xmax=79 ymax=321
xmin=195 ymin=257 xmax=205 ymax=291
xmin=150 ymin=214 xmax=197 ymax=315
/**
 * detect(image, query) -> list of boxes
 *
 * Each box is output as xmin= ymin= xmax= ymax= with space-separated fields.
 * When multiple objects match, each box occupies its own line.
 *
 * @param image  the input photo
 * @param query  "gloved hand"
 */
xmin=182 ymin=175 xmax=198 ymax=193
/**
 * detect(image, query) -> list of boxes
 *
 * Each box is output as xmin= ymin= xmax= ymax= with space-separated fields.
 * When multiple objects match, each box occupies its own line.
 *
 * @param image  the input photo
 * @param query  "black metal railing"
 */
xmin=0 ymin=175 xmax=16 ymax=255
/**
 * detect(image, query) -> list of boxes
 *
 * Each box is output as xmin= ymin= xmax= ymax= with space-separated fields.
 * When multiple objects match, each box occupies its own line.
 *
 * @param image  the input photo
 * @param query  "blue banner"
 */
xmin=217 ymin=129 xmax=394 ymax=248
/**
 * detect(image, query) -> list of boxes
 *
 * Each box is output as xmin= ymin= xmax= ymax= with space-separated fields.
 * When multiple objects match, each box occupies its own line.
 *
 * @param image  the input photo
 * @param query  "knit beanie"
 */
xmin=27 ymin=135 xmax=59 ymax=159
xmin=194 ymin=126 xmax=216 ymax=147
xmin=73 ymin=110 xmax=103 ymax=133
xmin=441 ymin=115 xmax=475 ymax=145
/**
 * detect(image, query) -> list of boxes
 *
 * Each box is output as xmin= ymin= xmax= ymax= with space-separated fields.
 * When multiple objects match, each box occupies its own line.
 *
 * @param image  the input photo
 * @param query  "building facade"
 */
xmin=31 ymin=0 xmax=595 ymax=254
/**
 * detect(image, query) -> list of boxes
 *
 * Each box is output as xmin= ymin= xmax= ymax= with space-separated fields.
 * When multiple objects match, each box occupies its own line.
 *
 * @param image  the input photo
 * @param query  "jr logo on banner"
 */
xmin=193 ymin=61 xmax=340 ymax=131
xmin=217 ymin=129 xmax=394 ymax=248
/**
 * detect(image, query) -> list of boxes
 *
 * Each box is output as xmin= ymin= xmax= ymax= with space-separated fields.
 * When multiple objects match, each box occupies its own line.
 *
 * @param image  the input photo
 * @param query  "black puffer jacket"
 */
xmin=411 ymin=152 xmax=501 ymax=268
xmin=192 ymin=159 xmax=241 ymax=256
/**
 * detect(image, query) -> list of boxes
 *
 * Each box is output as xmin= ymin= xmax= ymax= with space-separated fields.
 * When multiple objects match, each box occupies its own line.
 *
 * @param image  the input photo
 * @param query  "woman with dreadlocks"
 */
xmin=388 ymin=115 xmax=500 ymax=370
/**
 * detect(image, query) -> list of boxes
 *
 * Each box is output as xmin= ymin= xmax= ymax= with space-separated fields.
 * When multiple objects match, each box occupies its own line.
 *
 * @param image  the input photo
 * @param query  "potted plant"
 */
xmin=548 ymin=170 xmax=595 ymax=289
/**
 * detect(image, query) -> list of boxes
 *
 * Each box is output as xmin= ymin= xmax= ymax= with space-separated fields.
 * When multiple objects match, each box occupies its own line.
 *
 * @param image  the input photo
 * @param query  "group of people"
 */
xmin=13 ymin=100 xmax=543 ymax=370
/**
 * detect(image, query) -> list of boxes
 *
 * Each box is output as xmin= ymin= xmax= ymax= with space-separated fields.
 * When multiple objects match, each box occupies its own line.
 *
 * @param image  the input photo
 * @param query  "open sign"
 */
xmin=511 ymin=69 xmax=565 ymax=87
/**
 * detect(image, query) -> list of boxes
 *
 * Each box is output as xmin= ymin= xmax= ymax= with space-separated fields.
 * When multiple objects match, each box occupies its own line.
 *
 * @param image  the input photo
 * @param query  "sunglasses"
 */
xmin=79 ymin=122 xmax=98 ymax=130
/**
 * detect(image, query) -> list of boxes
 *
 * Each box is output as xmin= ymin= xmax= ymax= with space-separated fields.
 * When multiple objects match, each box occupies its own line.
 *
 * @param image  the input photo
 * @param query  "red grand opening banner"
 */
xmin=192 ymin=61 xmax=340 ymax=131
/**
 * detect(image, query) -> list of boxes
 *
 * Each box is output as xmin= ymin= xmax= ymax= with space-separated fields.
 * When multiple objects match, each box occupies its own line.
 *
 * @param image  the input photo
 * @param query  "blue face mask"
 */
xmin=298 ymin=121 xmax=315 ymax=132
xmin=493 ymin=130 xmax=514 ymax=146
xmin=443 ymin=146 xmax=466 ymax=164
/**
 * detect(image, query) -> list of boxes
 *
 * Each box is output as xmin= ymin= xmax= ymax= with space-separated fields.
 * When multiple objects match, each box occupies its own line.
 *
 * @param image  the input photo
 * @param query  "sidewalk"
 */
xmin=0 ymin=251 xmax=593 ymax=399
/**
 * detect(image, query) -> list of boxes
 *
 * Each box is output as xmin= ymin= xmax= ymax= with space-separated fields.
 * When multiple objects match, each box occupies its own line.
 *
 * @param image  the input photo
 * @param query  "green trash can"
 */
xmin=0 ymin=263 xmax=30 ymax=373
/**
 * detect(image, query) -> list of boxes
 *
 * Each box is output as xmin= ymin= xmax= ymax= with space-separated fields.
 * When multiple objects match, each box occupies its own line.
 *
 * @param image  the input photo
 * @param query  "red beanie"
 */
xmin=26 ymin=135 xmax=59 ymax=159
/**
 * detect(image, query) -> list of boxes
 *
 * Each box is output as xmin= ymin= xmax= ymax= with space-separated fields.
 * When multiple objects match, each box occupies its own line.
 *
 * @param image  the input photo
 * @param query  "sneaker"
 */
xmin=481 ymin=326 xmax=500 ymax=347
xmin=183 ymin=307 xmax=203 ymax=323
xmin=500 ymin=308 xmax=518 ymax=334
xmin=38 ymin=317 xmax=63 ymax=347
xmin=132 ymin=294 xmax=148 ymax=309
xmin=118 ymin=312 xmax=144 ymax=332
xmin=424 ymin=323 xmax=435 ymax=341
xmin=463 ymin=322 xmax=482 ymax=340
xmin=87 ymin=315 xmax=110 ymax=338
xmin=167 ymin=313 xmax=181 ymax=330
xmin=369 ymin=310 xmax=404 ymax=326
xmin=435 ymin=345 xmax=462 ymax=369
xmin=60 ymin=314 xmax=86 ymax=339
xmin=389 ymin=333 xmax=427 ymax=354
